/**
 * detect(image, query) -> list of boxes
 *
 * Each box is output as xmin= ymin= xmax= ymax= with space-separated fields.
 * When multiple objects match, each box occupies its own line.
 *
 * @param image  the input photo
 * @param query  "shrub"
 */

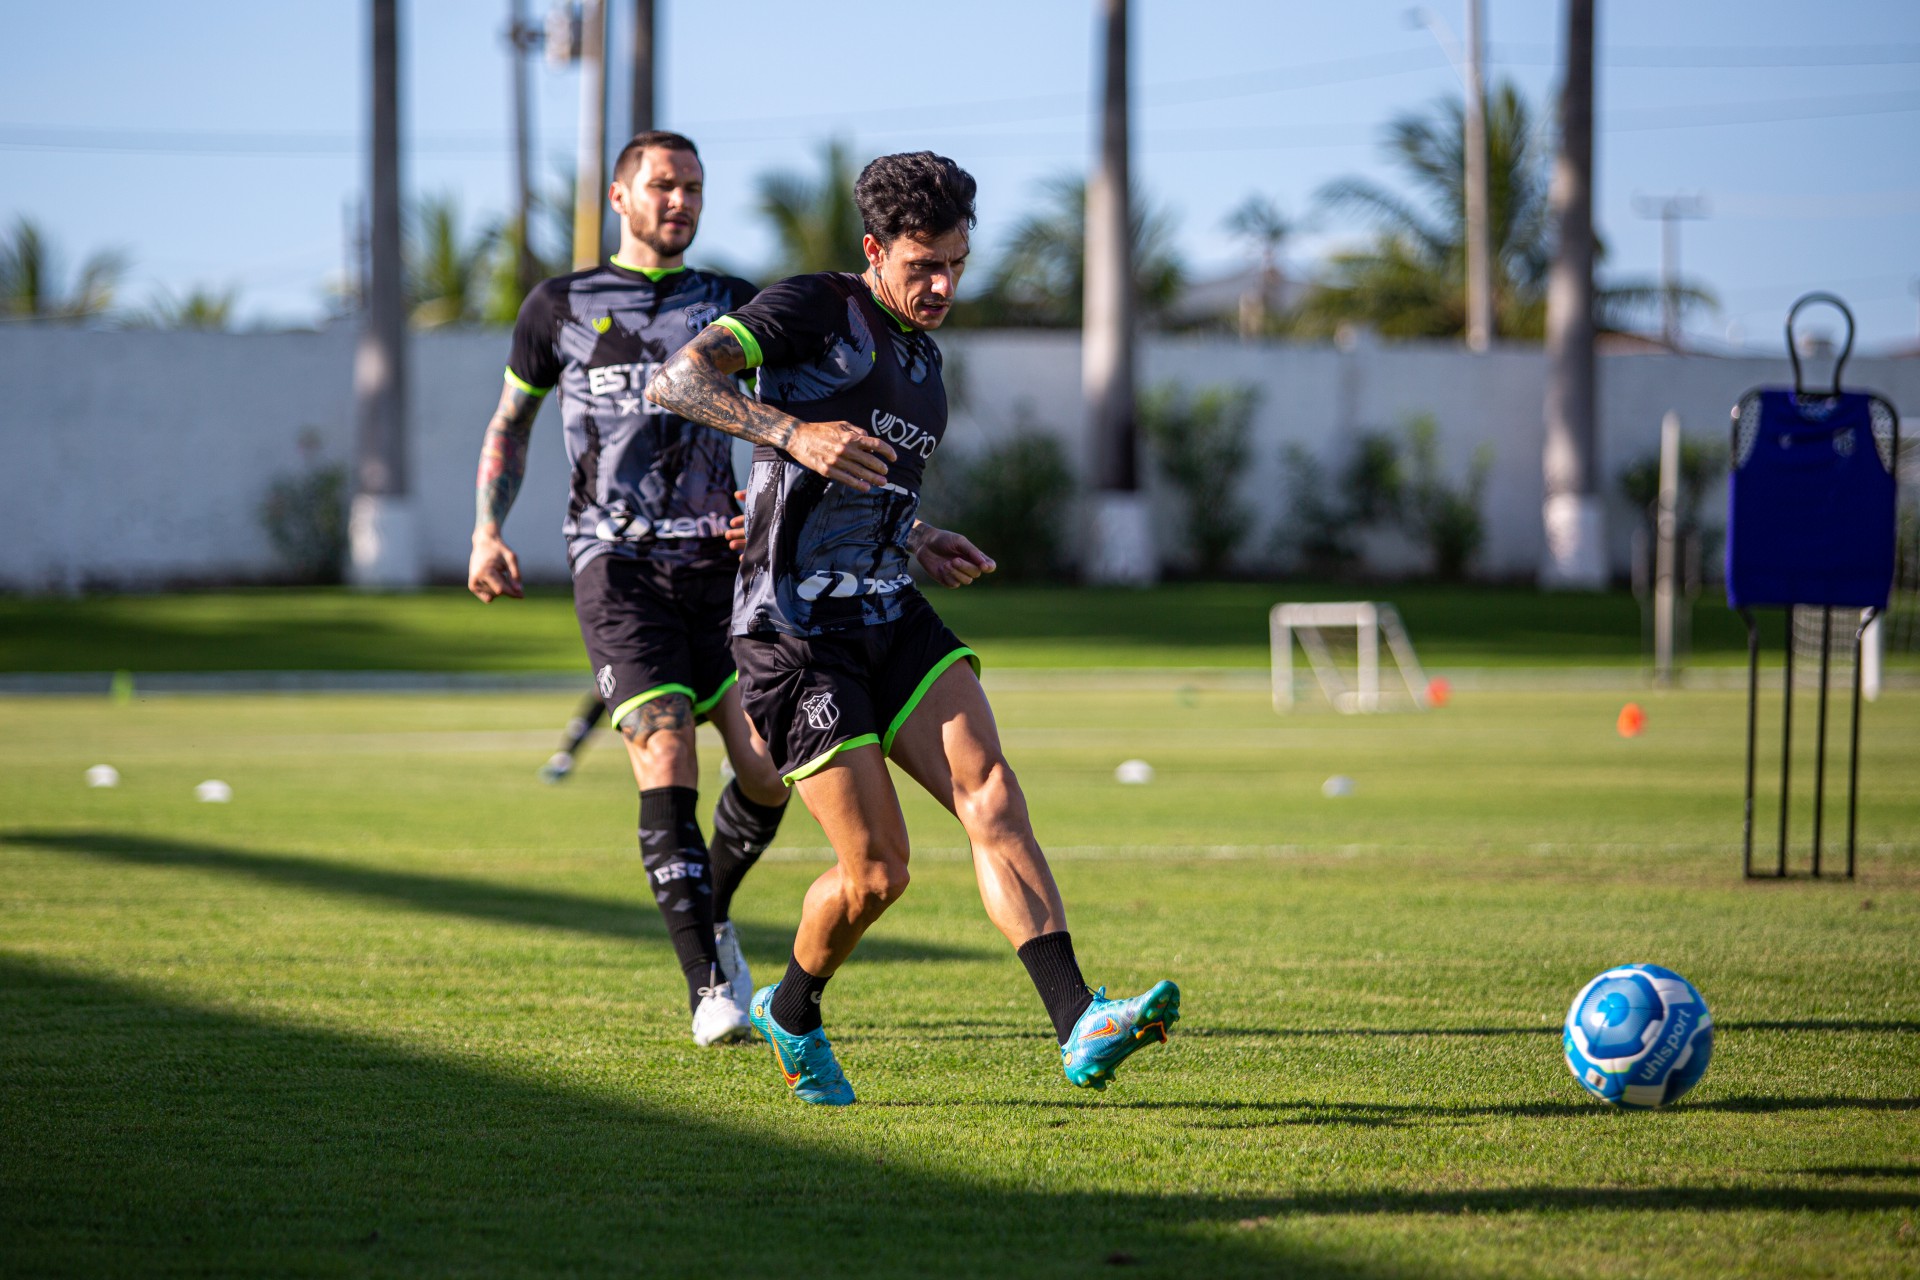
xmin=919 ymin=431 xmax=1076 ymax=582
xmin=1140 ymin=382 xmax=1257 ymax=575
xmin=259 ymin=431 xmax=349 ymax=584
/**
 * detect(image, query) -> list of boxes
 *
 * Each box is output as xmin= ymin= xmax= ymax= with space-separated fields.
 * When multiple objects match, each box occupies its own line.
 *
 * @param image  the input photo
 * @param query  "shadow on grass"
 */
xmin=5 ymin=955 xmax=1916 ymax=1278
xmin=873 ymin=1096 xmax=1920 ymax=1127
xmin=0 ymin=829 xmax=988 ymax=966
xmin=1192 ymin=1020 xmax=1920 ymax=1040
xmin=0 ymin=955 xmax=1333 ymax=1278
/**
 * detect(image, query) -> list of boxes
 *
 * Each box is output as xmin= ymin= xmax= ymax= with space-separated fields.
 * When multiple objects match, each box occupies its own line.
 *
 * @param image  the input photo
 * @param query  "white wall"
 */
xmin=1 ymin=324 xmax=1913 ymax=590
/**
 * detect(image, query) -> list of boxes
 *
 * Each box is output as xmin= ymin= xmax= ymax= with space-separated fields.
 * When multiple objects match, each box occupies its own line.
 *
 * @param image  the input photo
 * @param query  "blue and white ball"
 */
xmin=1563 ymin=964 xmax=1713 ymax=1109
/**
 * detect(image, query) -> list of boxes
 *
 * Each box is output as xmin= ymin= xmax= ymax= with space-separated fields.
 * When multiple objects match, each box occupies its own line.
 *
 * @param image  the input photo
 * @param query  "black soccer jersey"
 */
xmin=716 ymin=272 xmax=949 ymax=637
xmin=507 ymin=259 xmax=758 ymax=573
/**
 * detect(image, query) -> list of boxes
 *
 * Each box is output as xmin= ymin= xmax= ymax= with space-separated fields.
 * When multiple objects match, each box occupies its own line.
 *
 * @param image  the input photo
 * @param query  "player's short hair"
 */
xmin=613 ymin=130 xmax=700 ymax=186
xmin=854 ymin=151 xmax=977 ymax=248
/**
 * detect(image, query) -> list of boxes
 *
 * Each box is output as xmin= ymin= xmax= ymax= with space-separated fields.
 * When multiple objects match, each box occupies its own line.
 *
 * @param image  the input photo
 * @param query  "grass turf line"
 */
xmin=1 ymin=686 xmax=1916 ymax=1277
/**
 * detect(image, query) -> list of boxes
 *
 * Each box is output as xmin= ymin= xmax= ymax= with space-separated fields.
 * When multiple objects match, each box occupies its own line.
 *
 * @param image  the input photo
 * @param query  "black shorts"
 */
xmin=573 ymin=553 xmax=738 ymax=728
xmin=733 ymin=591 xmax=978 ymax=785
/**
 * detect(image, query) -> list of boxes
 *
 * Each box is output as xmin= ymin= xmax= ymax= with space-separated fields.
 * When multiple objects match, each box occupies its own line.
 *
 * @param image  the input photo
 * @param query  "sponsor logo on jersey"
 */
xmin=597 ymin=665 xmax=617 ymax=699
xmin=794 ymin=570 xmax=914 ymax=601
xmin=685 ymin=301 xmax=720 ymax=332
xmin=592 ymin=316 xmax=613 ymax=334
xmin=870 ymin=409 xmax=938 ymax=459
xmin=800 ymin=690 xmax=840 ymax=732
xmin=587 ymin=360 xmax=667 ymax=409
xmin=594 ymin=508 xmax=732 ymax=542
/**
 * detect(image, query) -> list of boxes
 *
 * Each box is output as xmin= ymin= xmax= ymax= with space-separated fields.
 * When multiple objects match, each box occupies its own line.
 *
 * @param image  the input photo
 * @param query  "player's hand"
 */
xmin=912 ymin=525 xmax=996 ymax=588
xmin=468 ymin=531 xmax=523 ymax=602
xmin=725 ymin=490 xmax=748 ymax=555
xmin=787 ymin=419 xmax=896 ymax=492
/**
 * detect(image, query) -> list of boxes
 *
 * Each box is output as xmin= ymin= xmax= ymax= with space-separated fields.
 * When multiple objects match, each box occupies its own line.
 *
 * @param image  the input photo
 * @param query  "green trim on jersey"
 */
xmin=693 ymin=670 xmax=739 ymax=720
xmin=783 ymin=733 xmax=881 ymax=786
xmin=867 ymin=290 xmax=916 ymax=333
xmin=713 ymin=315 xmax=764 ymax=369
xmin=503 ymin=367 xmax=552 ymax=397
xmin=881 ymin=647 xmax=980 ymax=755
xmin=609 ymin=682 xmax=696 ymax=730
xmin=609 ymin=256 xmax=689 ymax=281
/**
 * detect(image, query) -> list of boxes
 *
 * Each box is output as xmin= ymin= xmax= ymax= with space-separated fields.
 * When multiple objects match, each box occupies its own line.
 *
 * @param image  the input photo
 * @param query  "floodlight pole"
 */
xmin=1084 ymin=0 xmax=1155 ymax=584
xmin=1633 ymin=194 xmax=1708 ymax=350
xmin=1540 ymin=0 xmax=1604 ymax=589
xmin=629 ymin=0 xmax=655 ymax=135
xmin=1463 ymin=0 xmax=1493 ymax=352
xmin=571 ymin=0 xmax=608 ymax=270
xmin=348 ymin=0 xmax=422 ymax=590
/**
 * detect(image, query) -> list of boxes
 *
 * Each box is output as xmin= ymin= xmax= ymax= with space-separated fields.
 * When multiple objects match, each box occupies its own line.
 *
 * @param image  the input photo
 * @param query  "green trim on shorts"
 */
xmin=881 ymin=647 xmax=980 ymax=755
xmin=693 ymin=670 xmax=738 ymax=721
xmin=504 ymin=367 xmax=552 ymax=397
xmin=783 ymin=733 xmax=881 ymax=786
xmin=609 ymin=682 xmax=696 ymax=731
xmin=713 ymin=315 xmax=763 ymax=369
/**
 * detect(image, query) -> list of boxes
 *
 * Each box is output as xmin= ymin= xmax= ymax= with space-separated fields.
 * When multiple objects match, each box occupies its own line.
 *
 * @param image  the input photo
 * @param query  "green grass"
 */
xmin=0 ymin=582 xmax=1852 ymax=672
xmin=3 ymin=681 xmax=1917 ymax=1277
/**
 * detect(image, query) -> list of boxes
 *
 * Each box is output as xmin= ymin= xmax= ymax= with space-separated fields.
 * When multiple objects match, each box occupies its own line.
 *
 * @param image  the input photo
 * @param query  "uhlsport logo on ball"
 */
xmin=1563 ymin=964 xmax=1713 ymax=1109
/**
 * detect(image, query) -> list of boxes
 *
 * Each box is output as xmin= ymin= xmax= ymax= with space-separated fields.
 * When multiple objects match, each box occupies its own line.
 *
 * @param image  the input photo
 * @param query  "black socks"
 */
xmin=638 ymin=786 xmax=720 ymax=1013
xmin=769 ymin=954 xmax=831 ymax=1035
xmin=709 ymin=780 xmax=789 ymax=923
xmin=1018 ymin=931 xmax=1095 ymax=1044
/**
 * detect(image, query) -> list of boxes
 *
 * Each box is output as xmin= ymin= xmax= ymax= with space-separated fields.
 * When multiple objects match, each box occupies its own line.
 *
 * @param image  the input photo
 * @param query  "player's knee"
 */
xmin=954 ymin=757 xmax=1028 ymax=836
xmin=848 ymin=854 xmax=910 ymax=914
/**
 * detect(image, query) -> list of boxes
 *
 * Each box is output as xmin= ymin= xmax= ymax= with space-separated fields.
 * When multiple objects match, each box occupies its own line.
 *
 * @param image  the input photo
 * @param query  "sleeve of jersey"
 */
xmin=504 ymin=284 xmax=562 ymax=396
xmin=716 ymin=274 xmax=843 ymax=372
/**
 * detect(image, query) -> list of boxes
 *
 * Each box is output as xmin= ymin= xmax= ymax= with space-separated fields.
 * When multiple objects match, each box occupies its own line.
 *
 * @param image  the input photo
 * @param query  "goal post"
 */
xmin=1270 ymin=601 xmax=1432 ymax=714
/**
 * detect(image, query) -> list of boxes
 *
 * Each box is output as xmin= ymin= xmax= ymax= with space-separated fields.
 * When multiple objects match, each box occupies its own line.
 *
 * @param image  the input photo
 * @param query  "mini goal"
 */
xmin=1270 ymin=601 xmax=1432 ymax=714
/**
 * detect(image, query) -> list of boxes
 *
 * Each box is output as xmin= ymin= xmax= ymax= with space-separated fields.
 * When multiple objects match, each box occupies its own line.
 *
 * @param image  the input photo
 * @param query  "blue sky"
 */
xmin=5 ymin=1 xmax=1917 ymax=352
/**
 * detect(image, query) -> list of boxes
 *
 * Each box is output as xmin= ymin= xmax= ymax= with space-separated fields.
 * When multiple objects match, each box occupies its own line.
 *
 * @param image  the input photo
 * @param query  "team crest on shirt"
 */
xmin=685 ymin=302 xmax=720 ymax=332
xmin=597 ymin=665 xmax=617 ymax=699
xmin=800 ymin=690 xmax=840 ymax=732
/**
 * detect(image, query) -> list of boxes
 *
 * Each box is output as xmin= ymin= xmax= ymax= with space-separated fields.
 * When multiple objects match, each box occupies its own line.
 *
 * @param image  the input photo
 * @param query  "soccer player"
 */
xmin=538 ymin=690 xmax=606 ymax=783
xmin=647 ymin=151 xmax=1179 ymax=1105
xmin=468 ymin=130 xmax=791 ymax=1047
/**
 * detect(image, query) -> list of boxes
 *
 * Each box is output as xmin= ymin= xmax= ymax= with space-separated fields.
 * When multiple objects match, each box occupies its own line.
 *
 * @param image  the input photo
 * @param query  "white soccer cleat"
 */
xmin=691 ymin=980 xmax=753 ymax=1046
xmin=713 ymin=920 xmax=753 ymax=998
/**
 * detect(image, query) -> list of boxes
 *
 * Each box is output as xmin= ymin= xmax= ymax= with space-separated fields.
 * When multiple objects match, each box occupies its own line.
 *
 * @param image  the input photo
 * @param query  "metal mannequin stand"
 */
xmin=1726 ymin=294 xmax=1900 ymax=880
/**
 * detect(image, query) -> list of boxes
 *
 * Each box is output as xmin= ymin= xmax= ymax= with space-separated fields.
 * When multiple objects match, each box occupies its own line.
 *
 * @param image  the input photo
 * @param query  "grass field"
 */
xmin=0 ymin=582 xmax=1868 ymax=672
xmin=3 ymin=675 xmax=1917 ymax=1277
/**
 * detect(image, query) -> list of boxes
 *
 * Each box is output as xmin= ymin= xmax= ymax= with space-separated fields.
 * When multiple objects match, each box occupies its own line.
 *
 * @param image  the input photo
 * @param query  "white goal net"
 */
xmin=1270 ymin=601 xmax=1432 ymax=714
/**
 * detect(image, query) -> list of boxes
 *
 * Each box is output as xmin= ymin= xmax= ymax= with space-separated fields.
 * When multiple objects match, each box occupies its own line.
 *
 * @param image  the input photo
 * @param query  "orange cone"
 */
xmin=1617 ymin=703 xmax=1646 ymax=737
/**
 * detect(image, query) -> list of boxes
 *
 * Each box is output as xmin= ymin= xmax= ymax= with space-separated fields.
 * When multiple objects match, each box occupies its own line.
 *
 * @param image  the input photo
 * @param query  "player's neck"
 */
xmin=861 ymin=270 xmax=919 ymax=333
xmin=612 ymin=239 xmax=685 ymax=277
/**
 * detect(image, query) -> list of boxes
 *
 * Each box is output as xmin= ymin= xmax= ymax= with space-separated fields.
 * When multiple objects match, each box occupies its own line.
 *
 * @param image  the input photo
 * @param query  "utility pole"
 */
xmin=506 ymin=0 xmax=542 ymax=298
xmin=1540 ymin=0 xmax=1603 ymax=589
xmin=348 ymin=0 xmax=420 ymax=590
xmin=1463 ymin=0 xmax=1493 ymax=351
xmin=1633 ymin=193 xmax=1707 ymax=350
xmin=571 ymin=0 xmax=608 ymax=270
xmin=1084 ymin=0 xmax=1154 ymax=584
xmin=1653 ymin=410 xmax=1681 ymax=686
xmin=629 ymin=0 xmax=655 ymax=136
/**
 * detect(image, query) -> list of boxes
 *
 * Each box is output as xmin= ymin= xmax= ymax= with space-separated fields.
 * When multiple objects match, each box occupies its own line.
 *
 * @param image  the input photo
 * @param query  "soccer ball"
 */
xmin=1562 ymin=964 xmax=1713 ymax=1109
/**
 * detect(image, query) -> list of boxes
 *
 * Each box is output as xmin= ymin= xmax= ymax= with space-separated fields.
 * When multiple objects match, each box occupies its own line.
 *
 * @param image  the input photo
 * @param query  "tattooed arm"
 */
xmin=645 ymin=325 xmax=896 ymax=492
xmin=908 ymin=520 xmax=997 ymax=588
xmin=468 ymin=381 xmax=543 ymax=602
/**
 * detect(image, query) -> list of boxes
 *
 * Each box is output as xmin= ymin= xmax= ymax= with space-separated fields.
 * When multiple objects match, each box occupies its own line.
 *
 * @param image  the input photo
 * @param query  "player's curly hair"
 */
xmin=854 ymin=151 xmax=977 ymax=248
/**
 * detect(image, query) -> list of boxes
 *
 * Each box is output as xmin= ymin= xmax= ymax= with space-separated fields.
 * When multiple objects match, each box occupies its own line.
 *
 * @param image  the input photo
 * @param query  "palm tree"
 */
xmin=407 ymin=194 xmax=499 ymax=329
xmin=0 ymin=217 xmax=127 ymax=321
xmin=1297 ymin=82 xmax=1710 ymax=340
xmin=130 ymin=286 xmax=239 ymax=331
xmin=964 ymin=176 xmax=1184 ymax=329
xmin=756 ymin=140 xmax=867 ymax=279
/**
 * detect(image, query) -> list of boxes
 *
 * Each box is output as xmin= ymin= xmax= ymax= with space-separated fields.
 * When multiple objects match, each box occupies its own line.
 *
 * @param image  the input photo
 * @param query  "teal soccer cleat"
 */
xmin=748 ymin=984 xmax=856 ymax=1106
xmin=1061 ymin=980 xmax=1180 ymax=1090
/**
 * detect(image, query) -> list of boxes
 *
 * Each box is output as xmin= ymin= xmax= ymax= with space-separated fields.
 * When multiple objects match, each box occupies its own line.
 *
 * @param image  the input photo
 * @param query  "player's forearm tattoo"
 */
xmin=617 ymin=692 xmax=693 ymax=743
xmin=475 ymin=384 xmax=541 ymax=532
xmin=907 ymin=520 xmax=936 ymax=555
xmin=646 ymin=326 xmax=800 ymax=451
